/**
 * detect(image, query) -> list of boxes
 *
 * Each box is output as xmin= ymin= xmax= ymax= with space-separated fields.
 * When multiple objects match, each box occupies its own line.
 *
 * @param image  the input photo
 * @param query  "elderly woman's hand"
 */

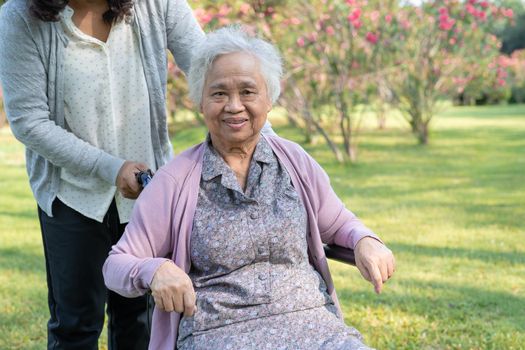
xmin=150 ymin=261 xmax=196 ymax=316
xmin=355 ymin=237 xmax=395 ymax=294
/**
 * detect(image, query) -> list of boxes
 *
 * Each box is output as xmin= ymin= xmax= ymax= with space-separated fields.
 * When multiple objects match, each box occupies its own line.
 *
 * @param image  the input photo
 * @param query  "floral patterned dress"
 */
xmin=177 ymin=137 xmax=373 ymax=350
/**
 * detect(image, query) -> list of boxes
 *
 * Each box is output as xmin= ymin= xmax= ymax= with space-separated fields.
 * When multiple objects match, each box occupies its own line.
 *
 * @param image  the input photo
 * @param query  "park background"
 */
xmin=0 ymin=0 xmax=524 ymax=348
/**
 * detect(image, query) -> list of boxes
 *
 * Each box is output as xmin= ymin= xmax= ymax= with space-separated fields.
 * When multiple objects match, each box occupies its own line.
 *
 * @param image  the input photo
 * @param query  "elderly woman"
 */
xmin=103 ymin=27 xmax=395 ymax=350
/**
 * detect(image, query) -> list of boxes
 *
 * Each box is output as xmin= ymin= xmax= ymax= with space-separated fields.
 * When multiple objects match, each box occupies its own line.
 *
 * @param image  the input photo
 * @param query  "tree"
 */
xmin=385 ymin=0 xmax=512 ymax=143
xmin=183 ymin=0 xmax=514 ymax=157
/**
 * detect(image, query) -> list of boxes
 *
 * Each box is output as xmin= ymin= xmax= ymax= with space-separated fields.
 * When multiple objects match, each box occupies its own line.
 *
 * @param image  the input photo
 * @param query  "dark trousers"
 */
xmin=38 ymin=199 xmax=151 ymax=350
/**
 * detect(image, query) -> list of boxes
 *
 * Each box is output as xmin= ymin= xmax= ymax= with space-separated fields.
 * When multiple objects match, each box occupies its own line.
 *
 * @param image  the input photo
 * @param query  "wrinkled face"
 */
xmin=200 ymin=52 xmax=272 ymax=146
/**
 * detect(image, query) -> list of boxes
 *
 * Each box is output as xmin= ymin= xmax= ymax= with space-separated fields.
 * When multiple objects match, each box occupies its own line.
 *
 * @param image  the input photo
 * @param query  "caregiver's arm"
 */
xmin=0 ymin=5 xmax=127 ymax=186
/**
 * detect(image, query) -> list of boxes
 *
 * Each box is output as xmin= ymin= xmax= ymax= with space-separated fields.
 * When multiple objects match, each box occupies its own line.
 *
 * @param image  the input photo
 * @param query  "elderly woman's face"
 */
xmin=201 ymin=52 xmax=272 ymax=146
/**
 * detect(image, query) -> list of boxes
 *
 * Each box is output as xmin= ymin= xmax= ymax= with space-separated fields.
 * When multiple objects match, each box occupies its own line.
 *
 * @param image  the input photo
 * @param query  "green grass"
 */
xmin=1 ymin=104 xmax=524 ymax=349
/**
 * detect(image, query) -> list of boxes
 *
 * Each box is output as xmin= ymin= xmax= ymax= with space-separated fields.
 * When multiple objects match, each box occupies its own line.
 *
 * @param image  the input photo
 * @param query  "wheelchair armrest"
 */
xmin=323 ymin=244 xmax=356 ymax=266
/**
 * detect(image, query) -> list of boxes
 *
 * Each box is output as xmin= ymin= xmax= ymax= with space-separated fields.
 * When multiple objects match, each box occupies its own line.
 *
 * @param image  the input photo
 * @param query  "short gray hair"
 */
xmin=188 ymin=26 xmax=283 ymax=106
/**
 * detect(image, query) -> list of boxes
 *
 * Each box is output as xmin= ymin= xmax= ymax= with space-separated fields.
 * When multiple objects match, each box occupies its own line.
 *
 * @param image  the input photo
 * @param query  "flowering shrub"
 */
xmin=179 ymin=0 xmax=515 ymax=159
xmin=380 ymin=0 xmax=512 ymax=143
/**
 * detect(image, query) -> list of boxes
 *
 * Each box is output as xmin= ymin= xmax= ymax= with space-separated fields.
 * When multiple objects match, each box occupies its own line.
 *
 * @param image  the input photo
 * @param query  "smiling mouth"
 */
xmin=224 ymin=118 xmax=248 ymax=124
xmin=223 ymin=118 xmax=249 ymax=129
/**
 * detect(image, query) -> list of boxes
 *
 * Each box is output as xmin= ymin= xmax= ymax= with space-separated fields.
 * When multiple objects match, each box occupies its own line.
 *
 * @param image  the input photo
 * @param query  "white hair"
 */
xmin=188 ymin=26 xmax=283 ymax=106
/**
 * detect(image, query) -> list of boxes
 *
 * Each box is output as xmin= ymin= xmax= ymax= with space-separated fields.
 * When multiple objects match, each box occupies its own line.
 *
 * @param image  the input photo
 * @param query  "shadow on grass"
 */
xmin=338 ymin=278 xmax=525 ymax=332
xmin=388 ymin=242 xmax=525 ymax=265
xmin=0 ymin=246 xmax=44 ymax=273
xmin=0 ymin=210 xmax=38 ymax=220
xmin=440 ymin=105 xmax=525 ymax=118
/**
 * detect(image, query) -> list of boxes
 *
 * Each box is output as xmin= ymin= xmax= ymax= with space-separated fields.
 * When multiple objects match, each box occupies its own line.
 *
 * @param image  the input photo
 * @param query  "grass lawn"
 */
xmin=0 ymin=104 xmax=524 ymax=349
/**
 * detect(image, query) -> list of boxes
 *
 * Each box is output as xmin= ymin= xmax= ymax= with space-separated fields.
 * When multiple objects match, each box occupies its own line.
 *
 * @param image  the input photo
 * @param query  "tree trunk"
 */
xmin=335 ymin=91 xmax=355 ymax=162
xmin=417 ymin=122 xmax=429 ymax=145
xmin=0 ymin=99 xmax=6 ymax=128
xmin=0 ymin=112 xmax=6 ymax=128
xmin=285 ymin=112 xmax=299 ymax=128
xmin=303 ymin=109 xmax=345 ymax=163
xmin=304 ymin=117 xmax=314 ymax=144
xmin=376 ymin=104 xmax=387 ymax=130
xmin=193 ymin=111 xmax=206 ymax=126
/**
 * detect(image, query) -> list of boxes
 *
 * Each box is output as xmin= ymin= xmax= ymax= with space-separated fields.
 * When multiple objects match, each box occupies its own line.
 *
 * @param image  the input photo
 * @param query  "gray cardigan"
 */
xmin=0 ymin=0 xmax=204 ymax=216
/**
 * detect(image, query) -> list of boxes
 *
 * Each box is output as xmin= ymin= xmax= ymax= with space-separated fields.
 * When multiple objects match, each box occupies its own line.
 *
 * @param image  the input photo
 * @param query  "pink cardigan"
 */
xmin=103 ymin=135 xmax=380 ymax=350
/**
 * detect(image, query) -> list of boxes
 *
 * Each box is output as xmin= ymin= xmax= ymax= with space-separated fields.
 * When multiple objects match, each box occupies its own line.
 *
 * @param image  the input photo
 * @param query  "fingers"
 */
xmin=150 ymin=262 xmax=196 ymax=314
xmin=183 ymin=291 xmax=196 ymax=317
xmin=356 ymin=259 xmax=372 ymax=282
xmin=153 ymin=295 xmax=164 ymax=311
xmin=378 ymin=260 xmax=389 ymax=283
xmin=387 ymin=256 xmax=395 ymax=279
xmin=354 ymin=237 xmax=396 ymax=294
xmin=135 ymin=162 xmax=149 ymax=172
xmin=159 ymin=294 xmax=175 ymax=313
xmin=172 ymin=293 xmax=184 ymax=314
xmin=122 ymin=178 xmax=141 ymax=199
xmin=116 ymin=161 xmax=150 ymax=199
xmin=369 ymin=262 xmax=384 ymax=294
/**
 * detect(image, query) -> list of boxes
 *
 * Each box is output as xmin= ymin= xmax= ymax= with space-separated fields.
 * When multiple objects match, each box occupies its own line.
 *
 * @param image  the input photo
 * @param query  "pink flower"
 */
xmin=438 ymin=7 xmax=448 ymax=15
xmin=239 ymin=3 xmax=251 ymax=15
xmin=194 ymin=8 xmax=214 ymax=25
xmin=385 ymin=14 xmax=393 ymax=23
xmin=326 ymin=26 xmax=335 ymax=36
xmin=265 ymin=6 xmax=275 ymax=17
xmin=346 ymin=0 xmax=356 ymax=6
xmin=439 ymin=20 xmax=455 ymax=31
xmin=199 ymin=13 xmax=213 ymax=25
xmin=296 ymin=37 xmax=305 ymax=47
xmin=347 ymin=8 xmax=362 ymax=22
xmin=503 ymin=8 xmax=514 ymax=18
xmin=370 ymin=10 xmax=380 ymax=23
xmin=167 ymin=61 xmax=176 ymax=75
xmin=449 ymin=37 xmax=457 ymax=45
xmin=217 ymin=4 xmax=231 ymax=18
xmin=352 ymin=20 xmax=362 ymax=29
xmin=477 ymin=11 xmax=487 ymax=21
xmin=439 ymin=13 xmax=455 ymax=31
xmin=282 ymin=17 xmax=301 ymax=27
xmin=308 ymin=32 xmax=318 ymax=42
xmin=480 ymin=1 xmax=489 ymax=8
xmin=365 ymin=32 xmax=379 ymax=44
xmin=218 ymin=17 xmax=230 ymax=26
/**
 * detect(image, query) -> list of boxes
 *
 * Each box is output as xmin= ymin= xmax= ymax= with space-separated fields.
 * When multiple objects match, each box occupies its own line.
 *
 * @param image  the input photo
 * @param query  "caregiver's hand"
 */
xmin=355 ymin=237 xmax=396 ymax=294
xmin=116 ymin=160 xmax=149 ymax=199
xmin=150 ymin=261 xmax=196 ymax=316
